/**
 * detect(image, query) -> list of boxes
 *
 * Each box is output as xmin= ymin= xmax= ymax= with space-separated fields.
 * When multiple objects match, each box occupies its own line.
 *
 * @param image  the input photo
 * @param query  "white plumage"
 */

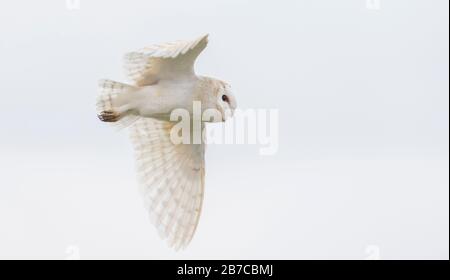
xmin=96 ymin=35 xmax=236 ymax=250
xmin=124 ymin=35 xmax=208 ymax=86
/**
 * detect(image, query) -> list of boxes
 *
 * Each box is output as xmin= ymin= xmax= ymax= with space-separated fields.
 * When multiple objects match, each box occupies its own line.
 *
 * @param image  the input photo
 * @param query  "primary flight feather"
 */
xmin=96 ymin=34 xmax=237 ymax=250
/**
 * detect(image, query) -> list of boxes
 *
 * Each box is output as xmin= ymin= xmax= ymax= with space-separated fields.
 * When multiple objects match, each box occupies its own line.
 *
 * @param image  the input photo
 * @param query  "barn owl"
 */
xmin=96 ymin=34 xmax=237 ymax=250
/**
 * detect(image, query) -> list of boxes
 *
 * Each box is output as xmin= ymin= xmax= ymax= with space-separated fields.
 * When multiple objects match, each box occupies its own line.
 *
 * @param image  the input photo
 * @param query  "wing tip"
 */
xmin=200 ymin=33 xmax=209 ymax=44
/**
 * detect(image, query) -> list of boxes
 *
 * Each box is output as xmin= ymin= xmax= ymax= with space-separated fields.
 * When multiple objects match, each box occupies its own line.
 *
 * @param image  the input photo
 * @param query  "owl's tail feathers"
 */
xmin=96 ymin=79 xmax=139 ymax=130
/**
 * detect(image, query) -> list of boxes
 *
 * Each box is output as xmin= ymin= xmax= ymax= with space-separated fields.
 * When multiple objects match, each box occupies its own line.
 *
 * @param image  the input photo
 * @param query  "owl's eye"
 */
xmin=222 ymin=94 xmax=229 ymax=103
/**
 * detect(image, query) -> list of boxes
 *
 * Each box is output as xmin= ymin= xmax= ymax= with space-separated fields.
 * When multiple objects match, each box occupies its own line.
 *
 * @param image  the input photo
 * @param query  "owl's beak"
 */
xmin=222 ymin=108 xmax=235 ymax=121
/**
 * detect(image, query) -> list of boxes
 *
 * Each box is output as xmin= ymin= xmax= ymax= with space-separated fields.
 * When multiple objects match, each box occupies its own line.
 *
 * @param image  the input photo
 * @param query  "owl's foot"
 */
xmin=98 ymin=110 xmax=120 ymax=122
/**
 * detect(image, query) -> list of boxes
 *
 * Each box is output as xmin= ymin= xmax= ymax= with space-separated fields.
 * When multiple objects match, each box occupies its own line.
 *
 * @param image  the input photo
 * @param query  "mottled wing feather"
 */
xmin=124 ymin=34 xmax=209 ymax=86
xmin=130 ymin=117 xmax=205 ymax=250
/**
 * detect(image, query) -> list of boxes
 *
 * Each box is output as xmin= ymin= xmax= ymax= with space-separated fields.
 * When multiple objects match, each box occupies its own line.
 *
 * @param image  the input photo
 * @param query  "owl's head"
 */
xmin=211 ymin=79 xmax=237 ymax=122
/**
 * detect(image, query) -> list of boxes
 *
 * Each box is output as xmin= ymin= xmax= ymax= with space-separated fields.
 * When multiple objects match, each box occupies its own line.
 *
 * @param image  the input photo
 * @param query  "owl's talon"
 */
xmin=98 ymin=110 xmax=120 ymax=122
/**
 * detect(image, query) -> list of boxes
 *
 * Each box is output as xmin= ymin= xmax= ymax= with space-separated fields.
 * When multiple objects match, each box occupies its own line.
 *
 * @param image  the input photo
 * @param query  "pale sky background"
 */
xmin=0 ymin=0 xmax=448 ymax=259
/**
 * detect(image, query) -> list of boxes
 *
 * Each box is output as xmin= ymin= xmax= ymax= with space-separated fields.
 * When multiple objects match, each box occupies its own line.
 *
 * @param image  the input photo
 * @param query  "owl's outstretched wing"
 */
xmin=124 ymin=34 xmax=209 ymax=86
xmin=129 ymin=117 xmax=205 ymax=250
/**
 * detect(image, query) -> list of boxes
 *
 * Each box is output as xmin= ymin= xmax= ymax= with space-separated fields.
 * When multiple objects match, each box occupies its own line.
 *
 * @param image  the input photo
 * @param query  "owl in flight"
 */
xmin=96 ymin=34 xmax=237 ymax=250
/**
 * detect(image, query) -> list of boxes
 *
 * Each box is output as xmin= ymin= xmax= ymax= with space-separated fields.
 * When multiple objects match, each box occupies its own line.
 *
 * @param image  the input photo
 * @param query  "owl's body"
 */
xmin=96 ymin=35 xmax=236 ymax=250
xmin=110 ymin=76 xmax=226 ymax=122
xmin=137 ymin=78 xmax=198 ymax=119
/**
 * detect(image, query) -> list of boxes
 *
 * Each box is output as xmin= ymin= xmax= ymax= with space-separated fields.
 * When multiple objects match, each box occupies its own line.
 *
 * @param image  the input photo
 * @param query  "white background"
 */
xmin=0 ymin=0 xmax=448 ymax=259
